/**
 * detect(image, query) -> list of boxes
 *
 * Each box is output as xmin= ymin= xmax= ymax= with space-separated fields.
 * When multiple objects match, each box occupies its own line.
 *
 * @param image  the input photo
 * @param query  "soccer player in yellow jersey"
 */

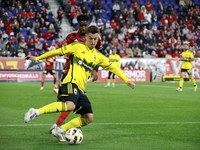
xmin=105 ymin=47 xmax=121 ymax=87
xmin=176 ymin=41 xmax=198 ymax=92
xmin=24 ymin=26 xmax=136 ymax=141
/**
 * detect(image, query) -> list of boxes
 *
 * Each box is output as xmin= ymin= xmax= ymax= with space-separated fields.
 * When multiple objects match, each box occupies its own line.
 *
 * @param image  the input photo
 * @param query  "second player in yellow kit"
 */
xmin=176 ymin=41 xmax=198 ymax=92
xmin=105 ymin=47 xmax=121 ymax=87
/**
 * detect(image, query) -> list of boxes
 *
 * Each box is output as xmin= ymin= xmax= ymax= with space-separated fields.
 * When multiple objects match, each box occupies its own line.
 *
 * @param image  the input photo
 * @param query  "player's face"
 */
xmin=112 ymin=49 xmax=117 ymax=54
xmin=86 ymin=33 xmax=99 ymax=49
xmin=78 ymin=21 xmax=88 ymax=35
xmin=183 ymin=44 xmax=189 ymax=50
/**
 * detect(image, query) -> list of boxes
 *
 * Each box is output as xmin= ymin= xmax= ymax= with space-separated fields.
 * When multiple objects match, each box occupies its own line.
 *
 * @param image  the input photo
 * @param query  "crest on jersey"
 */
xmin=74 ymin=88 xmax=78 ymax=95
xmin=94 ymin=55 xmax=96 ymax=61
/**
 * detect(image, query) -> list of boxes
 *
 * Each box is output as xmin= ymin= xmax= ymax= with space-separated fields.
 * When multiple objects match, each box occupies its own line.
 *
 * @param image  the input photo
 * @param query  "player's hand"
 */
xmin=46 ymin=62 xmax=50 ymax=65
xmin=91 ymin=70 xmax=98 ymax=82
xmin=25 ymin=56 xmax=36 ymax=61
xmin=126 ymin=81 xmax=136 ymax=89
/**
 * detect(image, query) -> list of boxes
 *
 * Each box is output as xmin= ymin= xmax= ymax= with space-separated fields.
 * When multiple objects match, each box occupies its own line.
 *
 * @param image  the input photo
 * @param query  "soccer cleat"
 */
xmin=112 ymin=84 xmax=115 ymax=87
xmin=176 ymin=87 xmax=182 ymax=91
xmin=49 ymin=123 xmax=57 ymax=133
xmin=24 ymin=108 xmax=39 ymax=123
xmin=194 ymin=85 xmax=198 ymax=92
xmin=51 ymin=127 xmax=66 ymax=141
xmin=53 ymin=88 xmax=59 ymax=94
xmin=40 ymin=87 xmax=44 ymax=90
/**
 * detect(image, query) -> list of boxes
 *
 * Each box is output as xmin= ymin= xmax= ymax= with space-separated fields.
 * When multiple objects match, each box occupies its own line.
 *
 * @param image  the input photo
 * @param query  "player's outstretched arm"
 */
xmin=126 ymin=81 xmax=136 ymax=89
xmin=25 ymin=56 xmax=36 ymax=61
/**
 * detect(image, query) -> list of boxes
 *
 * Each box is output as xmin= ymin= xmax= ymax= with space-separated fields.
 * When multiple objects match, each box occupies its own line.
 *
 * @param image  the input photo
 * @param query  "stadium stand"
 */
xmin=0 ymin=0 xmax=200 ymax=58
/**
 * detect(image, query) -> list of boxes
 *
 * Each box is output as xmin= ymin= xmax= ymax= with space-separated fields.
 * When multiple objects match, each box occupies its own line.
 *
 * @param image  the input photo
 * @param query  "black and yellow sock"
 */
xmin=61 ymin=117 xmax=88 ymax=132
xmin=179 ymin=78 xmax=184 ymax=88
xmin=39 ymin=102 xmax=67 ymax=115
xmin=191 ymin=78 xmax=196 ymax=86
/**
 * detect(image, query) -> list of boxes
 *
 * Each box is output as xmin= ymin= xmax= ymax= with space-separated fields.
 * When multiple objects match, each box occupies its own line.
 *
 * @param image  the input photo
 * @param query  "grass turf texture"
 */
xmin=0 ymin=82 xmax=199 ymax=150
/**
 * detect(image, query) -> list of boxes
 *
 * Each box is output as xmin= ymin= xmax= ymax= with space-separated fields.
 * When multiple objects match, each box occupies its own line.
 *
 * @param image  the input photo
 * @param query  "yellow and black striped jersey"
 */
xmin=36 ymin=42 xmax=130 ymax=91
xmin=108 ymin=54 xmax=121 ymax=68
xmin=181 ymin=50 xmax=194 ymax=69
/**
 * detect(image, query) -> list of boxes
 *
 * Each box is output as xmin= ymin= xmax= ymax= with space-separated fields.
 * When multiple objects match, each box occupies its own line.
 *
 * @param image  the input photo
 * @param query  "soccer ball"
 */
xmin=65 ymin=128 xmax=83 ymax=145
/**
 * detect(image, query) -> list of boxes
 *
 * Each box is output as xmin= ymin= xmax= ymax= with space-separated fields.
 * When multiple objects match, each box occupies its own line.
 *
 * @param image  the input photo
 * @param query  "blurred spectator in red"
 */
xmin=42 ymin=40 xmax=50 ymax=51
xmin=171 ymin=50 xmax=180 ymax=58
xmin=6 ymin=24 xmax=14 ymax=35
xmin=144 ymin=1 xmax=153 ymax=11
xmin=45 ymin=30 xmax=53 ymax=40
xmin=160 ymin=14 xmax=168 ymax=25
xmin=57 ymin=6 xmax=64 ymax=24
xmin=131 ymin=2 xmax=139 ymax=10
xmin=20 ymin=9 xmax=28 ymax=18
xmin=137 ymin=10 xmax=144 ymax=21
xmin=189 ymin=36 xmax=197 ymax=46
xmin=70 ymin=0 xmax=77 ymax=5
xmin=27 ymin=8 xmax=35 ymax=19
xmin=110 ymin=19 xmax=117 ymax=29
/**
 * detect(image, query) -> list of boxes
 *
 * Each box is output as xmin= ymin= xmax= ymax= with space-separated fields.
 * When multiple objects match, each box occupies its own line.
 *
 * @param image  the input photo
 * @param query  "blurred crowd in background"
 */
xmin=0 ymin=0 xmax=200 ymax=58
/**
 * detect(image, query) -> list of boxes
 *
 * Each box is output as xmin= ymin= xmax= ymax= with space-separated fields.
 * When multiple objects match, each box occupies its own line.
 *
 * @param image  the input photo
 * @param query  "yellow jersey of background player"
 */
xmin=181 ymin=49 xmax=194 ymax=70
xmin=108 ymin=48 xmax=121 ymax=68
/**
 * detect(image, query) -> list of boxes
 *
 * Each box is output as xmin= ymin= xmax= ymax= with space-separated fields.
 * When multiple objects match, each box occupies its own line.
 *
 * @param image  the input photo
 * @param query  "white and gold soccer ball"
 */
xmin=65 ymin=128 xmax=83 ymax=145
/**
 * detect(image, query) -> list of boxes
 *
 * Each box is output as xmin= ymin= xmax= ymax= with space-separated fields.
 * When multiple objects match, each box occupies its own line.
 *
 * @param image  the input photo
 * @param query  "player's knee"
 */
xmin=65 ymin=101 xmax=75 ymax=111
xmin=83 ymin=113 xmax=94 ymax=124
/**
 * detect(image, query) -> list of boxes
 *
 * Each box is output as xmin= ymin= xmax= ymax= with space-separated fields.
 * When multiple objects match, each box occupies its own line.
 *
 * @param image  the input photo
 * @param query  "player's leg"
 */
xmin=105 ymin=71 xmax=112 ymax=87
xmin=49 ymin=111 xmax=71 ymax=133
xmin=112 ymin=73 xmax=116 ymax=87
xmin=24 ymin=83 xmax=78 ymax=123
xmin=24 ymin=101 xmax=74 ymax=123
xmin=52 ymin=74 xmax=57 ymax=87
xmin=51 ymin=83 xmax=91 ymax=141
xmin=50 ymin=70 xmax=57 ymax=88
xmin=60 ymin=91 xmax=93 ymax=132
xmin=51 ymin=72 xmax=70 ymax=131
xmin=40 ymin=72 xmax=46 ymax=90
xmin=176 ymin=70 xmax=185 ymax=91
xmin=188 ymin=71 xmax=198 ymax=91
xmin=51 ymin=114 xmax=90 ymax=142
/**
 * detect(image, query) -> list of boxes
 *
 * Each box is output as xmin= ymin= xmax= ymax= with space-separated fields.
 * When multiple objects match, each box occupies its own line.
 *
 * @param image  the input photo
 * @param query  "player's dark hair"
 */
xmin=77 ymin=14 xmax=90 ymax=22
xmin=86 ymin=25 xmax=100 ymax=34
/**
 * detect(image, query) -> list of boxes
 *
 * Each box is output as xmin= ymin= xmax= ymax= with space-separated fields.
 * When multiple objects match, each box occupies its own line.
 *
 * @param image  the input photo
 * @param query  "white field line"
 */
xmin=88 ymin=83 xmax=194 ymax=89
xmin=1 ymin=122 xmax=200 ymax=127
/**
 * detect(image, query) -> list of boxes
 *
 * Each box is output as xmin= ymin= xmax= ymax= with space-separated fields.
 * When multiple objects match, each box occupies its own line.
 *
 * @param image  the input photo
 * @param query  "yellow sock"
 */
xmin=191 ymin=78 xmax=196 ymax=86
xmin=39 ymin=102 xmax=67 ymax=115
xmin=61 ymin=117 xmax=88 ymax=132
xmin=112 ymin=79 xmax=115 ymax=83
xmin=179 ymin=78 xmax=184 ymax=88
xmin=107 ymin=79 xmax=110 ymax=83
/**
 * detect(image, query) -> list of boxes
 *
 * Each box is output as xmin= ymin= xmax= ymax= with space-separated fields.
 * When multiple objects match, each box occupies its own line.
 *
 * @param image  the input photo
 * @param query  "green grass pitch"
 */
xmin=0 ymin=81 xmax=199 ymax=150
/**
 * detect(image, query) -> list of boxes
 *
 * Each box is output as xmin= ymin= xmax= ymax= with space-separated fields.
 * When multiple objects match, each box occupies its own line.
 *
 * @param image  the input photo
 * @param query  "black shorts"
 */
xmin=181 ymin=69 xmax=192 ymax=75
xmin=43 ymin=69 xmax=56 ymax=75
xmin=57 ymin=83 xmax=93 ymax=115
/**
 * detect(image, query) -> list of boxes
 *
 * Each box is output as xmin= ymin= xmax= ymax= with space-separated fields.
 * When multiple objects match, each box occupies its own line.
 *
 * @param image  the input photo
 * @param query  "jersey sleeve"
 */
xmin=36 ymin=44 xmax=75 ymax=61
xmin=98 ymin=54 xmax=130 ymax=83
